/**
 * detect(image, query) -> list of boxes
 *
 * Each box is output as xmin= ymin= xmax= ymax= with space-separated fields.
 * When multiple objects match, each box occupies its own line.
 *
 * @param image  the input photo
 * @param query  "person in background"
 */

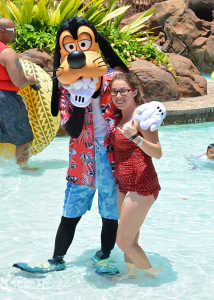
xmin=205 ymin=144 xmax=214 ymax=160
xmin=0 ymin=17 xmax=38 ymax=170
xmin=109 ymin=71 xmax=162 ymax=279
xmin=187 ymin=143 xmax=214 ymax=169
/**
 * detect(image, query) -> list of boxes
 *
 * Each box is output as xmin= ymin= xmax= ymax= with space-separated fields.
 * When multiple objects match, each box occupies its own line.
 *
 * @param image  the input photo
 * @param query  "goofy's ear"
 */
xmin=51 ymin=43 xmax=61 ymax=116
xmin=97 ymin=32 xmax=129 ymax=73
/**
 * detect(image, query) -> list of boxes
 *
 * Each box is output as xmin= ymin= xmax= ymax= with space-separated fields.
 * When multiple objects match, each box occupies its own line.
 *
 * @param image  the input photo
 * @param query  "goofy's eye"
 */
xmin=78 ymin=39 xmax=91 ymax=51
xmin=64 ymin=42 xmax=76 ymax=52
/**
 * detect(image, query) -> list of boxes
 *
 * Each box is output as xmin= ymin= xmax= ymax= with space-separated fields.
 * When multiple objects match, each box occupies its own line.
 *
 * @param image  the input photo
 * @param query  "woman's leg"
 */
xmin=117 ymin=190 xmax=140 ymax=278
xmin=114 ymin=190 xmax=137 ymax=279
xmin=120 ymin=233 xmax=139 ymax=279
xmin=116 ymin=189 xmax=125 ymax=216
xmin=116 ymin=191 xmax=160 ymax=275
xmin=124 ymin=232 xmax=139 ymax=263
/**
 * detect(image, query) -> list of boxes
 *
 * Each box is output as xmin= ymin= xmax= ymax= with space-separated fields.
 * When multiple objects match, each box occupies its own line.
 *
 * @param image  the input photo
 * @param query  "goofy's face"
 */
xmin=51 ymin=17 xmax=129 ymax=115
xmin=56 ymin=25 xmax=108 ymax=93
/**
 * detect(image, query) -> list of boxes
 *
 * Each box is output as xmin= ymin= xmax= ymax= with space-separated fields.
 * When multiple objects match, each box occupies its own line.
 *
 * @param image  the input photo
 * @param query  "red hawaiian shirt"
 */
xmin=59 ymin=70 xmax=121 ymax=188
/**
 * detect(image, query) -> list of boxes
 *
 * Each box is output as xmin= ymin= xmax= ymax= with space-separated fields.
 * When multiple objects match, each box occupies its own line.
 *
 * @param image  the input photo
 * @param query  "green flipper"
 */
xmin=91 ymin=255 xmax=119 ymax=275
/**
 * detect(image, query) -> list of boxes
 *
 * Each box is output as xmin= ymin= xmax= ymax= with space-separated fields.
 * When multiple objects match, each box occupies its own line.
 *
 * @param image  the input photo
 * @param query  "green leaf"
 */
xmin=78 ymin=0 xmax=101 ymax=16
xmin=98 ymin=6 xmax=129 ymax=26
xmin=0 ymin=1 xmax=11 ymax=19
xmin=81 ymin=0 xmax=103 ymax=21
xmin=106 ymin=0 xmax=118 ymax=11
xmin=120 ymin=7 xmax=156 ymax=34
xmin=36 ymin=0 xmax=49 ymax=25
xmin=6 ymin=1 xmax=22 ymax=23
xmin=49 ymin=5 xmax=61 ymax=26
xmin=59 ymin=0 xmax=84 ymax=22
xmin=20 ymin=0 xmax=34 ymax=24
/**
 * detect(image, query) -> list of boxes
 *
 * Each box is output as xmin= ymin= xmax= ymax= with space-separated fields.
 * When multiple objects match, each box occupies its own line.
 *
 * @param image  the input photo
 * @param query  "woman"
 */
xmin=109 ymin=72 xmax=162 ymax=279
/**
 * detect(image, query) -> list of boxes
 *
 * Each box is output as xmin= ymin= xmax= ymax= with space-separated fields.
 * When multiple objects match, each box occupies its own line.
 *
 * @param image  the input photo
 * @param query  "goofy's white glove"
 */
xmin=135 ymin=101 xmax=166 ymax=132
xmin=63 ymin=77 xmax=98 ymax=108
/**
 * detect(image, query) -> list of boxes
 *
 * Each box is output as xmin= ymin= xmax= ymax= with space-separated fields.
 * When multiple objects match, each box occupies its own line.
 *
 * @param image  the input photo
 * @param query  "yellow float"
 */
xmin=0 ymin=59 xmax=60 ymax=159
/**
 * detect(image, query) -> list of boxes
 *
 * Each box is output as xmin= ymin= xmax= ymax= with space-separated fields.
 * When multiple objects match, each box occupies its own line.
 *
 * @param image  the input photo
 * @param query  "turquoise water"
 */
xmin=201 ymin=73 xmax=213 ymax=82
xmin=0 ymin=122 xmax=214 ymax=300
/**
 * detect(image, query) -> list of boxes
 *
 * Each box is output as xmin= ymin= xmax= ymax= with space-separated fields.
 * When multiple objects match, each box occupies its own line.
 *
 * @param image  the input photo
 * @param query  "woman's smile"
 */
xmin=111 ymin=79 xmax=136 ymax=111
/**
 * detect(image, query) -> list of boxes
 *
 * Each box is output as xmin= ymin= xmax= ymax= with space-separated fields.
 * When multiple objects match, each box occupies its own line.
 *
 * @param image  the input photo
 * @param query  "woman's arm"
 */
xmin=122 ymin=120 xmax=162 ymax=159
xmin=137 ymin=125 xmax=162 ymax=159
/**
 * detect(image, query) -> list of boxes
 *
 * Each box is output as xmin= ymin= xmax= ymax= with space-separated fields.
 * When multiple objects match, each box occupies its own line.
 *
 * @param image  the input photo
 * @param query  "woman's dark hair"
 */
xmin=109 ymin=71 xmax=144 ymax=106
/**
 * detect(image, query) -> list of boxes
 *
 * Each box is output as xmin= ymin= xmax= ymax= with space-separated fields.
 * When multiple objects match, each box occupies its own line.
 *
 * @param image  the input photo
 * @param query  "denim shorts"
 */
xmin=63 ymin=138 xmax=118 ymax=220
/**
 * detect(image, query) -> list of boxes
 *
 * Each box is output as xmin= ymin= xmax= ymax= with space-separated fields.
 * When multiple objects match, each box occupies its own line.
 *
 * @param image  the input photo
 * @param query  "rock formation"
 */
xmin=149 ymin=0 xmax=214 ymax=73
xmin=130 ymin=54 xmax=207 ymax=101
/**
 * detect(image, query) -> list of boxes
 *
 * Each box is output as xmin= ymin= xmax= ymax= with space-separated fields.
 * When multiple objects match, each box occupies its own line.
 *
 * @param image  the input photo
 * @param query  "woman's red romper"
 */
xmin=110 ymin=127 xmax=161 ymax=198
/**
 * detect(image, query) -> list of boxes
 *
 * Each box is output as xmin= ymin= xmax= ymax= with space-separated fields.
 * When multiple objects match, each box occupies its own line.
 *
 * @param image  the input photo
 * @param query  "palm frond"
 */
xmin=0 ymin=1 xmax=11 ymax=19
xmin=5 ymin=1 xmax=22 ymax=23
xmin=120 ymin=7 xmax=156 ymax=34
xmin=49 ymin=5 xmax=61 ymax=26
xmin=20 ymin=0 xmax=34 ymax=24
xmin=59 ymin=0 xmax=84 ymax=22
xmin=98 ymin=6 xmax=130 ymax=26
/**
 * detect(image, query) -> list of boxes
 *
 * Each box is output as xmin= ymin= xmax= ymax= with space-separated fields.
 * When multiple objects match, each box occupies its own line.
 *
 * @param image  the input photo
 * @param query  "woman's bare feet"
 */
xmin=143 ymin=267 xmax=161 ymax=278
xmin=112 ymin=263 xmax=137 ymax=281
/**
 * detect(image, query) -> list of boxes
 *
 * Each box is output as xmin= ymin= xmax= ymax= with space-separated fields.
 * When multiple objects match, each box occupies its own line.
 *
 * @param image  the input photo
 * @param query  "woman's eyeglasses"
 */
xmin=110 ymin=88 xmax=133 ymax=96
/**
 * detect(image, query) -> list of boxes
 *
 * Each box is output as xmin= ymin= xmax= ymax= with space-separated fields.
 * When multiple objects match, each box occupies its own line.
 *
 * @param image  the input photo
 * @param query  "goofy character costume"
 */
xmin=13 ymin=17 xmax=166 ymax=274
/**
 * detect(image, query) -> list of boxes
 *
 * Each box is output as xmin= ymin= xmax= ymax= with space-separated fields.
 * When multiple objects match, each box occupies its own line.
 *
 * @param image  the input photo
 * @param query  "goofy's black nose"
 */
xmin=67 ymin=51 xmax=86 ymax=69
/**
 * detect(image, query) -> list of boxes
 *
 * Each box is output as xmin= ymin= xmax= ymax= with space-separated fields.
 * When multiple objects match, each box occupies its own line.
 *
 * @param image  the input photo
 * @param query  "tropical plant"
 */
xmin=141 ymin=41 xmax=167 ymax=64
xmin=0 ymin=0 xmax=164 ymax=69
xmin=0 ymin=0 xmax=130 ymax=52
xmin=100 ymin=7 xmax=157 ymax=65
xmin=141 ymin=41 xmax=177 ymax=76
xmin=13 ymin=24 xmax=57 ymax=52
xmin=0 ymin=0 xmax=129 ymax=28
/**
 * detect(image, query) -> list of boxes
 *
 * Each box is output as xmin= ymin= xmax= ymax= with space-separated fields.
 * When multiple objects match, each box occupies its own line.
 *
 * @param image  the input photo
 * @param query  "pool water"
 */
xmin=201 ymin=73 xmax=213 ymax=82
xmin=0 ymin=122 xmax=214 ymax=300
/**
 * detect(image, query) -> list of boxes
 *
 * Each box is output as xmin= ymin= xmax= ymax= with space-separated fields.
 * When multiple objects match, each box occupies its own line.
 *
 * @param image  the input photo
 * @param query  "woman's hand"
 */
xmin=121 ymin=120 xmax=138 ymax=140
xmin=122 ymin=119 xmax=162 ymax=159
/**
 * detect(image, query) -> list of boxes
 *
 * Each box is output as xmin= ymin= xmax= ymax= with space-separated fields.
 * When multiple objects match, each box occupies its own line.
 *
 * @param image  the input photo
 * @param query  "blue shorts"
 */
xmin=63 ymin=139 xmax=118 ymax=220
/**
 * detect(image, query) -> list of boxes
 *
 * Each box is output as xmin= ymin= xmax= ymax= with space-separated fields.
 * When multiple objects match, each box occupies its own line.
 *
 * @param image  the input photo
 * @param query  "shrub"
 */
xmin=12 ymin=24 xmax=57 ymax=53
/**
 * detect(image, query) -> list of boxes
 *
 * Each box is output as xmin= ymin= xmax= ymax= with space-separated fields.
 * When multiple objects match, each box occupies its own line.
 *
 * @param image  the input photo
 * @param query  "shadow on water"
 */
xmin=71 ymin=249 xmax=177 ymax=289
xmin=12 ymin=270 xmax=46 ymax=280
xmin=0 ymin=159 xmax=67 ymax=177
xmin=8 ymin=250 xmax=177 ymax=292
xmin=29 ymin=159 xmax=67 ymax=171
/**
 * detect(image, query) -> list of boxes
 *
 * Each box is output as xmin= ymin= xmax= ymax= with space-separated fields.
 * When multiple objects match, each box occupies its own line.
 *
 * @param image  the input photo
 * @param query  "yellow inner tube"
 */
xmin=0 ymin=59 xmax=60 ymax=159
